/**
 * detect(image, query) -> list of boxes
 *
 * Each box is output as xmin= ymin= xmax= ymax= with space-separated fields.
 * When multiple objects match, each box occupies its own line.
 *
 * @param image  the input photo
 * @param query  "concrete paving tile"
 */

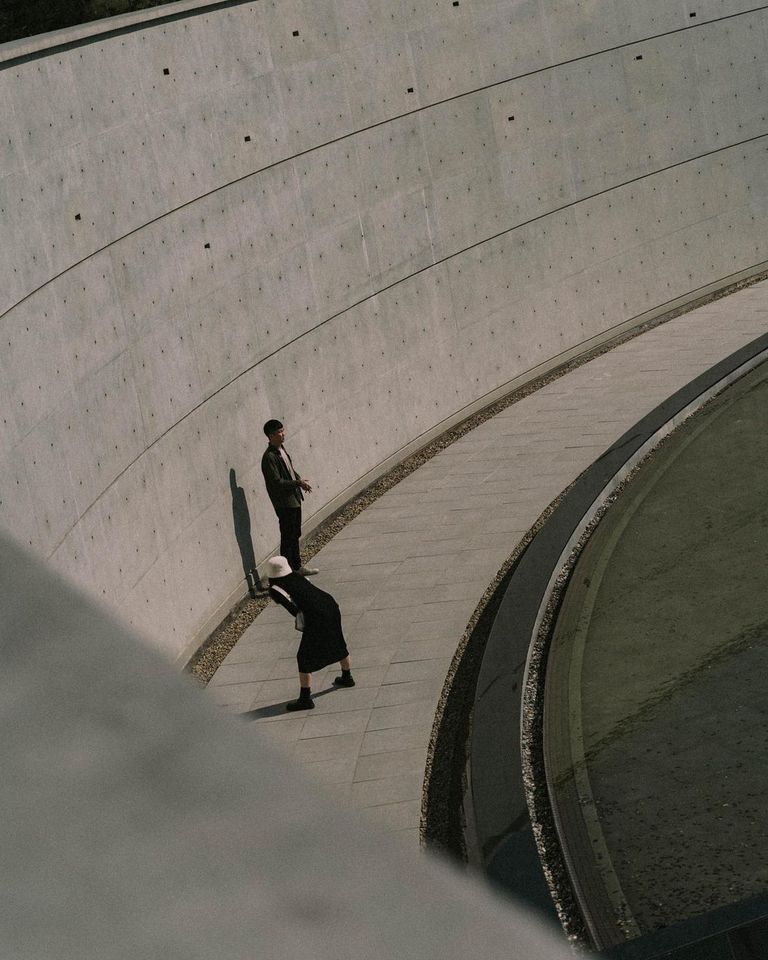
xmin=206 ymin=681 xmax=263 ymax=709
xmin=252 ymin=677 xmax=305 ymax=701
xmin=443 ymin=461 xmax=498 ymax=477
xmin=345 ymin=644 xmax=400 ymax=667
xmin=356 ymin=597 xmax=473 ymax=626
xmin=245 ymin=700 xmax=311 ymax=722
xmin=250 ymin=603 xmax=285 ymax=623
xmin=330 ymin=561 xmax=403 ymax=582
xmin=235 ymin=617 xmax=280 ymax=639
xmin=261 ymin=667 xmax=337 ymax=693
xmin=368 ymin=699 xmax=437 ymax=730
xmin=350 ymin=611 xmax=419 ymax=637
xmin=320 ymin=578 xmax=380 ymax=601
xmin=335 ymin=516 xmax=441 ymax=538
xmin=354 ymin=748 xmax=426 ymax=783
xmin=294 ymin=731 xmax=364 ymax=763
xmin=351 ymin=770 xmax=424 ymax=807
xmin=310 ymin=672 xmax=347 ymax=694
xmin=435 ymin=475 xmax=486 ymax=490
xmin=403 ymin=539 xmax=470 ymax=559
xmin=218 ymin=638 xmax=295 ymax=665
xmin=394 ymin=548 xmax=503 ymax=574
xmin=318 ymin=540 xmax=414 ymax=563
xmin=389 ymin=480 xmax=436 ymax=495
xmin=416 ymin=487 xmax=480 ymax=505
xmin=300 ymin=709 xmax=372 ymax=739
xmin=400 ymin=617 xmax=470 ymax=641
xmin=241 ymin=685 xmax=298 ymax=724
xmin=409 ymin=598 xmax=477 ymax=621
xmin=327 ymin=594 xmax=375 ymax=615
xmin=267 ymin=657 xmax=303 ymax=680
xmin=438 ymin=507 xmax=488 ymax=524
xmin=374 ymin=678 xmax=445 ymax=707
xmin=249 ymin=716 xmax=307 ymax=743
xmin=382 ymin=569 xmax=497 ymax=590
xmin=365 ymin=499 xmax=433 ymax=515
xmin=393 ymin=637 xmax=464 ymax=662
xmin=337 ymin=530 xmax=430 ymax=550
xmin=320 ymin=781 xmax=354 ymax=804
xmin=210 ymin=660 xmax=277 ymax=685
xmin=461 ymin=517 xmax=527 ymax=536
xmin=458 ymin=451 xmax=512 ymax=463
xmin=302 ymin=756 xmax=358 ymax=784
xmin=340 ymin=664 xmax=387 ymax=687
xmin=360 ymin=723 xmax=433 ymax=756
xmin=310 ymin=688 xmax=376 ymax=714
xmin=393 ymin=557 xmax=482 ymax=589
xmin=347 ymin=630 xmax=399 ymax=649
xmin=383 ymin=658 xmax=452 ymax=684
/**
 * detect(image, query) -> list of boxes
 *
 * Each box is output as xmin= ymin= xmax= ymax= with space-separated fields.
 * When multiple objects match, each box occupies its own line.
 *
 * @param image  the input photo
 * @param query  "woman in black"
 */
xmin=265 ymin=556 xmax=354 ymax=711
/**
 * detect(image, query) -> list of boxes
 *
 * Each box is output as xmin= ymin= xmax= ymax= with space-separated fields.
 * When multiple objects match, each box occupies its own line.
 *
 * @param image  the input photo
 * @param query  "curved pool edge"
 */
xmin=465 ymin=330 xmax=768 ymax=948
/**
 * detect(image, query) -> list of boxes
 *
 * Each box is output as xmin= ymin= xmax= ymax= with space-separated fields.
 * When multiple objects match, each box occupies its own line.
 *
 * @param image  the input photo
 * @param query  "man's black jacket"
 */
xmin=261 ymin=444 xmax=304 ymax=510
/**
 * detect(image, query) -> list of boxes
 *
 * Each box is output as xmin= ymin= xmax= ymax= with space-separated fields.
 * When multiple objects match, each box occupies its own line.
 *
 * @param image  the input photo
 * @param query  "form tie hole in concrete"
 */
xmin=163 ymin=67 xmax=170 ymax=75
xmin=407 ymin=87 xmax=414 ymax=93
xmin=244 ymin=135 xmax=251 ymax=142
xmin=292 ymin=30 xmax=299 ymax=36
xmin=74 ymin=213 xmax=81 ymax=220
xmin=635 ymin=54 xmax=643 ymax=60
xmin=690 ymin=10 xmax=697 ymax=16
xmin=204 ymin=242 xmax=210 ymax=249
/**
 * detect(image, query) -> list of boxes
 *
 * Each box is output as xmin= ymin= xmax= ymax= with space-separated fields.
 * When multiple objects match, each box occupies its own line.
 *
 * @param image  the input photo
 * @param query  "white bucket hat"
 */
xmin=265 ymin=556 xmax=292 ymax=579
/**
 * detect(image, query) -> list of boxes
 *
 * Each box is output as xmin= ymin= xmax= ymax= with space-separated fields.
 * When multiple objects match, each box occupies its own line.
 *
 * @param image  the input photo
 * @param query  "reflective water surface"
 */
xmin=546 ymin=361 xmax=768 ymax=938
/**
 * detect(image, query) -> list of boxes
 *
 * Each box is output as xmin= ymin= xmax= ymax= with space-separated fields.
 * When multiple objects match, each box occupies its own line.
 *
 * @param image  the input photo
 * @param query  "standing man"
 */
xmin=260 ymin=419 xmax=318 ymax=576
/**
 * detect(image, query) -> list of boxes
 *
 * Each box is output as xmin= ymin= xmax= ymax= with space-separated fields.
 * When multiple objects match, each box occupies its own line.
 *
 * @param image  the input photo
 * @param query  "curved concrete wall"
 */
xmin=1 ymin=0 xmax=767 ymax=662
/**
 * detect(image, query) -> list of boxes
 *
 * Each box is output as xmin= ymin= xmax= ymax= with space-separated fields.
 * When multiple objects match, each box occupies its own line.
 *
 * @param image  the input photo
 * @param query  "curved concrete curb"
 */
xmin=467 ymin=329 xmax=768 ymax=946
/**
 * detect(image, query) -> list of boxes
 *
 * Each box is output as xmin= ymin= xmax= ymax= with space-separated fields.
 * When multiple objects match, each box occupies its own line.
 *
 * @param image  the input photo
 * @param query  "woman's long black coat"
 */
xmin=268 ymin=572 xmax=349 ymax=673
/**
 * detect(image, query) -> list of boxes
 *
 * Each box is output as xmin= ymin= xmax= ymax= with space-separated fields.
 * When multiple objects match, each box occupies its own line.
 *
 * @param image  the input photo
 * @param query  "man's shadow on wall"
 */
xmin=230 ymin=468 xmax=260 ymax=597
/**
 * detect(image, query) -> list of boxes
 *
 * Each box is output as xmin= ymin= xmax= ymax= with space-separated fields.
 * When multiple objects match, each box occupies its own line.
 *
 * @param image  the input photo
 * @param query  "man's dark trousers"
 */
xmin=277 ymin=506 xmax=302 ymax=571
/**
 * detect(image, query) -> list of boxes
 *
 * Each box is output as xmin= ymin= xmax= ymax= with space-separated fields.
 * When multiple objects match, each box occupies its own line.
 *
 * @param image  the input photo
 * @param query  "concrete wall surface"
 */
xmin=1 ymin=0 xmax=767 ymax=661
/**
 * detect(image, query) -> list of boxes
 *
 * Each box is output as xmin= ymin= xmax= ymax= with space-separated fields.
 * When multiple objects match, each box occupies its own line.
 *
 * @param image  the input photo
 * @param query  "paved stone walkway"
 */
xmin=207 ymin=280 xmax=768 ymax=847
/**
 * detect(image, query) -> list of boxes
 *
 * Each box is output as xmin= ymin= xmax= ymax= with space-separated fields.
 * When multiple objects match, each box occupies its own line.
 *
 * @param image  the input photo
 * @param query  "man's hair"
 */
xmin=263 ymin=419 xmax=283 ymax=437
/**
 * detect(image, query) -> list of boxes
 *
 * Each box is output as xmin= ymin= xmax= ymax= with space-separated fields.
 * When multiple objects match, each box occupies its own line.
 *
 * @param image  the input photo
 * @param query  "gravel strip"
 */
xmin=520 ymin=372 xmax=756 ymax=947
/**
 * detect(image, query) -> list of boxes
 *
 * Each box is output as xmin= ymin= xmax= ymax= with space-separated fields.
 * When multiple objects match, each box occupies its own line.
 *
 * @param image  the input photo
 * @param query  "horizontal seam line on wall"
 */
xmin=3 ymin=2 xmax=767 ymax=323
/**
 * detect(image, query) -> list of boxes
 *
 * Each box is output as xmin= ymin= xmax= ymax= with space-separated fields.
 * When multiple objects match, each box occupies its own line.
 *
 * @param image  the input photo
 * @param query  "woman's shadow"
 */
xmin=244 ymin=688 xmax=335 ymax=720
xmin=230 ymin=468 xmax=260 ymax=597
